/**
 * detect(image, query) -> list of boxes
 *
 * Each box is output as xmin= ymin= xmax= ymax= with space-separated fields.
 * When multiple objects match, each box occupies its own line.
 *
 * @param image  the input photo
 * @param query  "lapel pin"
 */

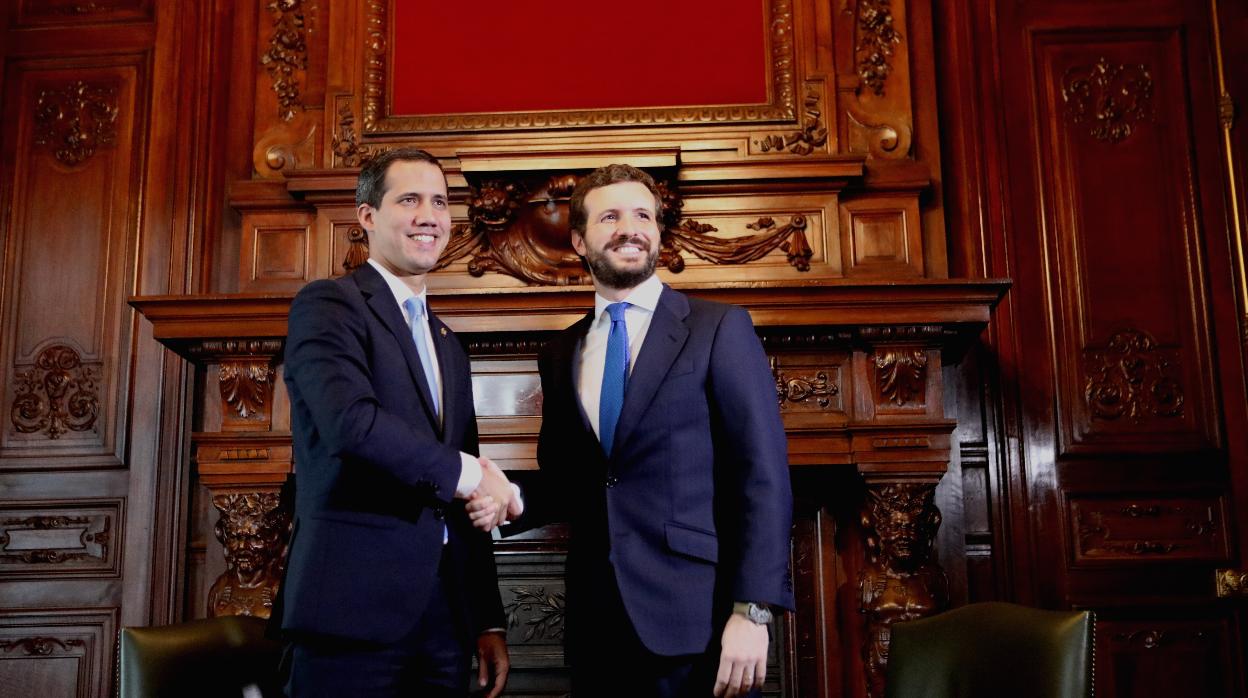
xmin=440 ymin=327 xmax=447 ymax=337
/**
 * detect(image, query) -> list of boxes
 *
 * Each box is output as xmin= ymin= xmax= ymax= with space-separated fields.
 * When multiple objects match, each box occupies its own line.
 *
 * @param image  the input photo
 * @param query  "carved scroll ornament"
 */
xmin=34 ymin=81 xmax=119 ymax=166
xmin=1061 ymin=57 xmax=1154 ymax=144
xmin=10 ymin=344 xmax=100 ymax=439
xmin=1083 ymin=328 xmax=1183 ymax=421
xmin=0 ymin=636 xmax=86 ymax=655
xmin=771 ymin=356 xmax=839 ymax=408
xmin=208 ymin=492 xmax=292 ymax=618
xmin=858 ymin=483 xmax=948 ymax=698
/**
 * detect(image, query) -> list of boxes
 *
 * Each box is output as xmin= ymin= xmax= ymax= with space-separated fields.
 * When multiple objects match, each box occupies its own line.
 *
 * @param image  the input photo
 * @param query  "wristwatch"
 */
xmin=734 ymin=601 xmax=773 ymax=626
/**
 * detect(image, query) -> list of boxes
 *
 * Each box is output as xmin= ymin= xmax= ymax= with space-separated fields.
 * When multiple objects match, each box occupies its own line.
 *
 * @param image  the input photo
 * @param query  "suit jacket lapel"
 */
xmin=565 ymin=313 xmax=596 ymax=437
xmin=353 ymin=264 xmax=442 ymax=432
xmin=612 ymin=286 xmax=690 ymax=455
xmin=428 ymin=311 xmax=457 ymax=443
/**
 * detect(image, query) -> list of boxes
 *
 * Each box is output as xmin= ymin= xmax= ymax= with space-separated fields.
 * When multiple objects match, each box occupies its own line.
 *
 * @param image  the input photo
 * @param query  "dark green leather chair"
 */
xmin=119 ymin=615 xmax=283 ymax=698
xmin=885 ymin=602 xmax=1094 ymax=698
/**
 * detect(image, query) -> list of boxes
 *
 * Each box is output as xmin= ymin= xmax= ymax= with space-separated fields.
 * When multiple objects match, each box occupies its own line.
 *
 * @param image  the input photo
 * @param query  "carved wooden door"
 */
xmin=939 ymin=0 xmax=1248 ymax=694
xmin=0 ymin=2 xmax=201 ymax=696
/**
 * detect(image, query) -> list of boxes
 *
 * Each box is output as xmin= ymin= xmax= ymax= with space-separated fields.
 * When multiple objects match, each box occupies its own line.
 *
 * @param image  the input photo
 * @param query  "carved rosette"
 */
xmin=858 ymin=483 xmax=948 ymax=698
xmin=872 ymin=348 xmax=927 ymax=407
xmin=855 ymin=0 xmax=902 ymax=96
xmin=503 ymin=586 xmax=566 ymax=642
xmin=1061 ymin=58 xmax=1154 ymax=144
xmin=10 ymin=344 xmax=100 ymax=439
xmin=260 ymin=0 xmax=308 ymax=121
xmin=771 ymin=356 xmax=839 ymax=409
xmin=208 ymin=492 xmax=292 ymax=618
xmin=1083 ymin=328 xmax=1183 ymax=421
xmin=34 ymin=81 xmax=119 ymax=166
xmin=754 ymin=84 xmax=828 ymax=155
xmin=219 ymin=359 xmax=277 ymax=423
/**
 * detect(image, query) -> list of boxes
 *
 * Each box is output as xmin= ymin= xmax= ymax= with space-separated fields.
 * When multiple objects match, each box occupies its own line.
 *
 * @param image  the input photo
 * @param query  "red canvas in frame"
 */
xmin=391 ymin=0 xmax=769 ymax=116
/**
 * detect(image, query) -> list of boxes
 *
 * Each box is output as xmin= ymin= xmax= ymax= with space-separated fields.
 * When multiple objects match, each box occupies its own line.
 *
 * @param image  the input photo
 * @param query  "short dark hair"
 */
xmin=355 ymin=148 xmax=445 ymax=208
xmin=568 ymin=164 xmax=663 ymax=234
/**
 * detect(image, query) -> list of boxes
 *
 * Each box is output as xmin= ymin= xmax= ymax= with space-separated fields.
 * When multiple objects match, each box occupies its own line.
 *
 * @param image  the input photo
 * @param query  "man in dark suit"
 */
xmin=528 ymin=164 xmax=794 ymax=697
xmin=280 ymin=148 xmax=519 ymax=697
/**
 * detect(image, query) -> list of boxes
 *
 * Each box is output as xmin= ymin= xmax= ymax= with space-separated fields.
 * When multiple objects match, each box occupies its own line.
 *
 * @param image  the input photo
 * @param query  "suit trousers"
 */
xmin=568 ymin=557 xmax=760 ymax=698
xmin=283 ymin=549 xmax=471 ymax=697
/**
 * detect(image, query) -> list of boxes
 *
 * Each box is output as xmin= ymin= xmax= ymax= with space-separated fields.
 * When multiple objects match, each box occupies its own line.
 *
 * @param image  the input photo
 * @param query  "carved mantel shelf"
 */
xmin=131 ymin=279 xmax=1006 ymax=343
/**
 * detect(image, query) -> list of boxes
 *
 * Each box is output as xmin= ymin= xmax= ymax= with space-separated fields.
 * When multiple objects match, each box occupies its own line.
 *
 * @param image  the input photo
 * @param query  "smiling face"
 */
xmin=571 ymin=180 xmax=661 ymax=295
xmin=357 ymin=159 xmax=451 ymax=293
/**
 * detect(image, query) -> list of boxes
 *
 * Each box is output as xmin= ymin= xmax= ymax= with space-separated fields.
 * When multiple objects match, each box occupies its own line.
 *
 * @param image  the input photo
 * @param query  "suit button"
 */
xmin=605 ymin=475 xmax=619 ymax=488
xmin=433 ymin=508 xmax=446 ymax=520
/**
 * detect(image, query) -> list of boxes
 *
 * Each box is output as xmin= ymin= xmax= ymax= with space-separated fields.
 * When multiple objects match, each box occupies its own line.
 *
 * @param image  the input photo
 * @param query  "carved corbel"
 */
xmin=858 ymin=481 xmax=948 ymax=698
xmin=208 ymin=491 xmax=292 ymax=618
xmin=186 ymin=340 xmax=283 ymax=431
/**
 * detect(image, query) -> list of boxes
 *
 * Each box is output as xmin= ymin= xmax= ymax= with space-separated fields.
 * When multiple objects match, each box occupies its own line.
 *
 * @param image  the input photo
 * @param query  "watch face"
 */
xmin=748 ymin=603 xmax=773 ymax=624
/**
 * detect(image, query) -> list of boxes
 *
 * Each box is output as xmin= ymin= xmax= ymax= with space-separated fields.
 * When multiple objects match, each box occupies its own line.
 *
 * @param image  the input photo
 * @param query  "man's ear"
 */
xmin=570 ymin=229 xmax=586 ymax=256
xmin=356 ymin=203 xmax=373 ymax=230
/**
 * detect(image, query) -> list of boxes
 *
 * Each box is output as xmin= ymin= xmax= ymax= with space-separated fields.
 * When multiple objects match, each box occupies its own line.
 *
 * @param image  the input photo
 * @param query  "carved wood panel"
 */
xmin=840 ymin=195 xmax=923 ymax=278
xmin=0 ymin=499 xmax=122 ymax=579
xmin=0 ymin=607 xmax=117 ymax=698
xmin=1 ymin=60 xmax=144 ymax=467
xmin=1064 ymin=494 xmax=1229 ymax=565
xmin=1098 ymin=617 xmax=1235 ymax=698
xmin=1031 ymin=32 xmax=1218 ymax=455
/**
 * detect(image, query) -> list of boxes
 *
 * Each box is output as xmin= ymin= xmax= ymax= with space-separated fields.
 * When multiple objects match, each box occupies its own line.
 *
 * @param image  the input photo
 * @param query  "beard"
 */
xmin=583 ymin=235 xmax=660 ymax=290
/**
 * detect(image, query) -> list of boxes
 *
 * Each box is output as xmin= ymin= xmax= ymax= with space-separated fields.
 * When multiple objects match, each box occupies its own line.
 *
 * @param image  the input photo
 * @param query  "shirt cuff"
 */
xmin=456 ymin=452 xmax=482 ymax=499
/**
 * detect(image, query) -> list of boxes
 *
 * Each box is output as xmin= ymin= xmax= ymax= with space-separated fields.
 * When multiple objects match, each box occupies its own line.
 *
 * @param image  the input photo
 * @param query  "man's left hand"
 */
xmin=476 ymin=631 xmax=510 ymax=698
xmin=713 ymin=614 xmax=768 ymax=697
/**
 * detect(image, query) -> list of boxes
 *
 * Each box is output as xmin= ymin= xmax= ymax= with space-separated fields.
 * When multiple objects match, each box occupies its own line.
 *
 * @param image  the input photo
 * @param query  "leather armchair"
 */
xmin=884 ymin=601 xmax=1094 ymax=698
xmin=119 ymin=615 xmax=283 ymax=698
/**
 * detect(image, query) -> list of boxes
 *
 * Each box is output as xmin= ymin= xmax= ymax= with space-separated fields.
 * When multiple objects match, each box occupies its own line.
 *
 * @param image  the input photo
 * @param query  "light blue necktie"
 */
xmin=599 ymin=302 xmax=630 ymax=456
xmin=402 ymin=296 xmax=440 ymax=418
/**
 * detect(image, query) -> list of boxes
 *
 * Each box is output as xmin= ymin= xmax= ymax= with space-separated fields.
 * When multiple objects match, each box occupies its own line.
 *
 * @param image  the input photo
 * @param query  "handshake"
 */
xmin=464 ymin=456 xmax=522 ymax=532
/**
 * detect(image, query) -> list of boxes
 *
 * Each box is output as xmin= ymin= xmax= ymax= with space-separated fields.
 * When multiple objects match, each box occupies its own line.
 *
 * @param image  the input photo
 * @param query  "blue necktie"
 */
xmin=402 ymin=297 xmax=440 ymax=418
xmin=599 ymin=302 xmax=630 ymax=456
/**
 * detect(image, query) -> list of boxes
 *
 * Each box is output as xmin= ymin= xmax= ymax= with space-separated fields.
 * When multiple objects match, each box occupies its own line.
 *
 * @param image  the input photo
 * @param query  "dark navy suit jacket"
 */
xmin=533 ymin=284 xmax=794 ymax=657
xmin=278 ymin=263 xmax=504 ymax=644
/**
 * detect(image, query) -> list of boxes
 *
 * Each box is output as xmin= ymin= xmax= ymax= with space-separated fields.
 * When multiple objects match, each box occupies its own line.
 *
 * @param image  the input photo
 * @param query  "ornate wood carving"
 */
xmin=666 ymin=216 xmax=814 ymax=273
xmin=771 ymin=356 xmax=839 ymax=408
xmin=0 ymin=636 xmax=86 ymax=655
xmin=363 ymin=0 xmax=797 ymax=134
xmin=858 ymin=482 xmax=948 ymax=698
xmin=872 ymin=348 xmax=927 ymax=406
xmin=754 ymin=84 xmax=829 ymax=155
xmin=208 ymin=492 xmax=292 ymax=618
xmin=10 ymin=344 xmax=100 ymax=439
xmin=0 ymin=514 xmax=110 ymax=567
xmin=1083 ymin=328 xmax=1184 ymax=422
xmin=342 ymin=225 xmax=369 ymax=273
xmin=1069 ymin=496 xmax=1225 ymax=563
xmin=219 ymin=359 xmax=276 ymax=422
xmin=855 ymin=0 xmax=903 ymax=96
xmin=331 ymin=100 xmax=387 ymax=168
xmin=33 ymin=80 xmax=119 ymax=166
xmin=503 ymin=586 xmax=566 ymax=641
xmin=1061 ymin=57 xmax=1154 ymax=144
xmin=260 ymin=0 xmax=308 ymax=121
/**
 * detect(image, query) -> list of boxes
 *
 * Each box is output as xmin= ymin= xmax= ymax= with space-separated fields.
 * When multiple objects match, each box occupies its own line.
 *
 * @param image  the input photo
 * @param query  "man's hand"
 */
xmin=468 ymin=457 xmax=514 ymax=531
xmin=476 ymin=631 xmax=509 ymax=698
xmin=713 ymin=614 xmax=769 ymax=697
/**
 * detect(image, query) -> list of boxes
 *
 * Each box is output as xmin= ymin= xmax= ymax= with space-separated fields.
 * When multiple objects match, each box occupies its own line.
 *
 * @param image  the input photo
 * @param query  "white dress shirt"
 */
xmin=577 ymin=274 xmax=664 ymax=440
xmin=367 ymin=259 xmax=482 ymax=497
